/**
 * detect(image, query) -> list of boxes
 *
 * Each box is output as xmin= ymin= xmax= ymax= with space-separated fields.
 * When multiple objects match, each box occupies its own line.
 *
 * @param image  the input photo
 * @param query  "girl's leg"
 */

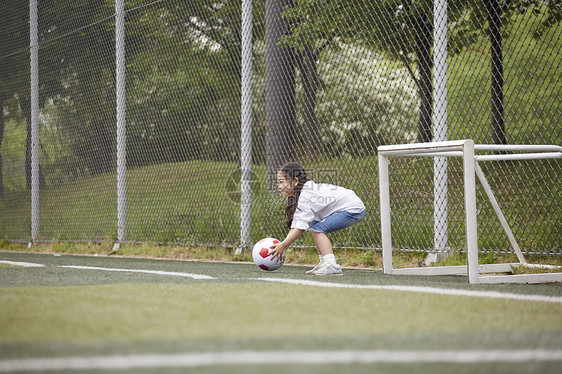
xmin=309 ymin=231 xmax=340 ymax=275
xmin=309 ymin=210 xmax=365 ymax=257
xmin=307 ymin=211 xmax=365 ymax=275
xmin=311 ymin=231 xmax=333 ymax=256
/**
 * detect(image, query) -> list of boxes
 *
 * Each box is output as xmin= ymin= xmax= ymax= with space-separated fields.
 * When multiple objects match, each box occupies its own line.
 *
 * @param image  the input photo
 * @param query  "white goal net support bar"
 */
xmin=378 ymin=139 xmax=562 ymax=284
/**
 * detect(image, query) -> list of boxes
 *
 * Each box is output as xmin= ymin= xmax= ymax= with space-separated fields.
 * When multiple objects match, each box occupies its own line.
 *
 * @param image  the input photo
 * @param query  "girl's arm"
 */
xmin=270 ymin=228 xmax=304 ymax=260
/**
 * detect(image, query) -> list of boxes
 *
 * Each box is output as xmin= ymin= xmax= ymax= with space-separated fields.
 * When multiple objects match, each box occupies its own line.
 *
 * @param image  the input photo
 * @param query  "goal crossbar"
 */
xmin=378 ymin=139 xmax=562 ymax=284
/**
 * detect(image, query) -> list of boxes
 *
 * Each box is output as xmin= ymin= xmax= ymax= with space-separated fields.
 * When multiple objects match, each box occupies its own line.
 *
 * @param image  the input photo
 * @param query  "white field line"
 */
xmin=2 ymin=258 xmax=560 ymax=303
xmin=58 ymin=265 xmax=215 ymax=280
xmin=255 ymin=278 xmax=562 ymax=304
xmin=1 ymin=349 xmax=562 ymax=372
xmin=0 ymin=260 xmax=45 ymax=268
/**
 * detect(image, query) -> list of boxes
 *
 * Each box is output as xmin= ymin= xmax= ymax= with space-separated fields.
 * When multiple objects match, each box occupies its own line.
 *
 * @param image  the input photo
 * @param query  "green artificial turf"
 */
xmin=2 ymin=282 xmax=561 ymax=345
xmin=1 ymin=252 xmax=561 ymax=373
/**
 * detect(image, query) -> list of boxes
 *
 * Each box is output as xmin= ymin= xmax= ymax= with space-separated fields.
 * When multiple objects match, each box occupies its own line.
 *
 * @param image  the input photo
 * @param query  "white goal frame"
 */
xmin=378 ymin=139 xmax=562 ymax=284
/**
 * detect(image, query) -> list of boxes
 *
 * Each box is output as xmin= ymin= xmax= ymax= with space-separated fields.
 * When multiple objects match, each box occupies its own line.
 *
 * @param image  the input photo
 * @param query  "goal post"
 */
xmin=378 ymin=139 xmax=562 ymax=284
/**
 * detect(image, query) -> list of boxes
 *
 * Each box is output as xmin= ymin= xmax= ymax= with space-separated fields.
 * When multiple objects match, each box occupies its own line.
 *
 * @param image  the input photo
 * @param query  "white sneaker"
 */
xmin=306 ymin=262 xmax=325 ymax=275
xmin=310 ymin=263 xmax=342 ymax=276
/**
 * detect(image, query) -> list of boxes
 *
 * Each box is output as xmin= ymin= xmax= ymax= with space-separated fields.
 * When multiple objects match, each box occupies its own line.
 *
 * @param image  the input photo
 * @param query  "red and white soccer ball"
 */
xmin=252 ymin=237 xmax=284 ymax=271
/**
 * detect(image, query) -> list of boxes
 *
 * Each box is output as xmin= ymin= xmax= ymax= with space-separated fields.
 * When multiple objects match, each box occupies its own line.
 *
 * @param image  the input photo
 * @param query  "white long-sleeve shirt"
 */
xmin=291 ymin=180 xmax=365 ymax=231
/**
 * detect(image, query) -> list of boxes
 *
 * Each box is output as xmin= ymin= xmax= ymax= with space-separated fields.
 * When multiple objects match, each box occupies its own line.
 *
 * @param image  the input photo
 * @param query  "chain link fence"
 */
xmin=1 ymin=0 xmax=560 ymax=255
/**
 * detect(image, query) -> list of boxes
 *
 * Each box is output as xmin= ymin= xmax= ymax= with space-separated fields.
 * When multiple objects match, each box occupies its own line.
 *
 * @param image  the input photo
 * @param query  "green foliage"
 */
xmin=285 ymin=0 xmax=561 ymax=60
xmin=480 ymin=251 xmax=499 ymax=265
xmin=2 ymin=0 xmax=560 ymax=191
xmin=437 ymin=253 xmax=467 ymax=267
xmin=125 ymin=1 xmax=247 ymax=167
xmin=313 ymin=43 xmax=419 ymax=156
xmin=285 ymin=1 xmax=484 ymax=62
xmin=0 ymin=116 xmax=26 ymax=191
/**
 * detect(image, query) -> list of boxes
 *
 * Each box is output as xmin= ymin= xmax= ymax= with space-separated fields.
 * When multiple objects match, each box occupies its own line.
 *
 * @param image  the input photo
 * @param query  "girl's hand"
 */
xmin=269 ymin=241 xmax=288 ymax=260
xmin=269 ymin=228 xmax=303 ymax=260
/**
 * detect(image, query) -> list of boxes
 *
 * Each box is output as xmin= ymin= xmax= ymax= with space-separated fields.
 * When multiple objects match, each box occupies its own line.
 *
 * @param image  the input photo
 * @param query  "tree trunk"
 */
xmin=22 ymin=96 xmax=32 ymax=190
xmin=298 ymin=44 xmax=322 ymax=160
xmin=265 ymin=0 xmax=296 ymax=191
xmin=415 ymin=15 xmax=433 ymax=143
xmin=0 ymin=96 xmax=5 ymax=199
xmin=485 ymin=0 xmax=506 ymax=145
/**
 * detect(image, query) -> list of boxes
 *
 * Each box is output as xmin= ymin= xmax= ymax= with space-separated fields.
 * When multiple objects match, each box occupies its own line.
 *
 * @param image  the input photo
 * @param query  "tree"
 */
xmin=265 ymin=0 xmax=296 ymax=191
xmin=465 ymin=0 xmax=521 ymax=146
xmin=295 ymin=39 xmax=333 ymax=159
xmin=283 ymin=0 xmax=495 ymax=143
xmin=39 ymin=1 xmax=117 ymax=177
xmin=0 ymin=0 xmax=118 ymax=187
xmin=1 ymin=0 xmax=254 ymax=190
xmin=124 ymin=0 xmax=266 ymax=166
xmin=456 ymin=0 xmax=561 ymax=144
xmin=0 ymin=92 xmax=5 ymax=198
xmin=0 ymin=0 xmax=32 ymax=197
xmin=484 ymin=0 xmax=505 ymax=145
xmin=283 ymin=1 xmax=433 ymax=142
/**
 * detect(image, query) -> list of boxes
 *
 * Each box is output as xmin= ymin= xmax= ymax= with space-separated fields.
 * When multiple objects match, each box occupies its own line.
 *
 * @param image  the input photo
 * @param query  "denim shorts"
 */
xmin=309 ymin=209 xmax=366 ymax=234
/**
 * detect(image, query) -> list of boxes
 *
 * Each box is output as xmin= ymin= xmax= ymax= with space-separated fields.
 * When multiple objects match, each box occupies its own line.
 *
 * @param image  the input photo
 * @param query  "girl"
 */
xmin=270 ymin=162 xmax=366 ymax=275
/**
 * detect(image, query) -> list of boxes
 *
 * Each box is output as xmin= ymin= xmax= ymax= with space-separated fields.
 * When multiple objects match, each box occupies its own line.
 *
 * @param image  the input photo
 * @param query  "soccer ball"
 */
xmin=252 ymin=237 xmax=284 ymax=271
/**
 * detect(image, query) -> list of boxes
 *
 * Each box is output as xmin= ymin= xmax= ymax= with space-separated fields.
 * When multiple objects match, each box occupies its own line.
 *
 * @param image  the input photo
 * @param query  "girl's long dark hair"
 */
xmin=279 ymin=162 xmax=309 ymax=228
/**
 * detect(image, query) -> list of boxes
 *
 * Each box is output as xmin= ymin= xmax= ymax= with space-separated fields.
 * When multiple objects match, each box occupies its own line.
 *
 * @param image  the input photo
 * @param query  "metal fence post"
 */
xmin=430 ymin=0 xmax=449 ymax=264
xmin=238 ymin=0 xmax=253 ymax=254
xmin=29 ymin=0 xmax=39 ymax=245
xmin=115 ymin=0 xmax=126 ymax=249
